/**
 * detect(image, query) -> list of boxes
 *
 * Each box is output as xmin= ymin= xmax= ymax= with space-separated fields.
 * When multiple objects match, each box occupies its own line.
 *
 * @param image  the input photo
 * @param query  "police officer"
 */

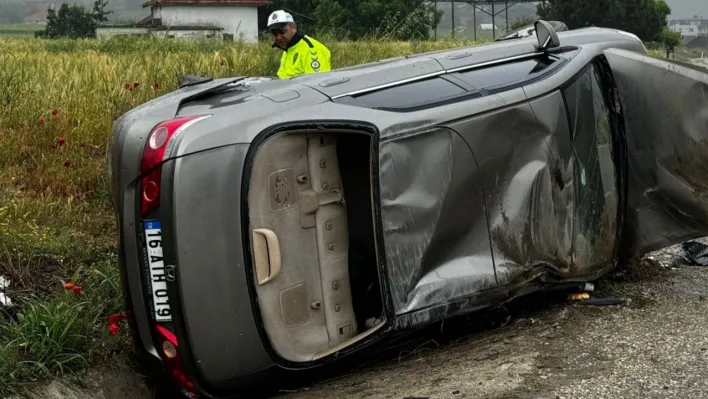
xmin=267 ymin=10 xmax=331 ymax=79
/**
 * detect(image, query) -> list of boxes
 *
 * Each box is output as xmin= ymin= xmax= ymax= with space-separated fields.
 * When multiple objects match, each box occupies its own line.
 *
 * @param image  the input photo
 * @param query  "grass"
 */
xmin=0 ymin=23 xmax=42 ymax=37
xmin=0 ymin=31 xmax=698 ymax=396
xmin=0 ymin=33 xmax=475 ymax=396
xmin=0 ymin=254 xmax=123 ymax=396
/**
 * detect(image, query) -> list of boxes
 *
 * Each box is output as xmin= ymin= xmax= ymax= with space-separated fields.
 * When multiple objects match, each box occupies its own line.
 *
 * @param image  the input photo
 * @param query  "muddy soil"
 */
xmin=27 ymin=243 xmax=708 ymax=399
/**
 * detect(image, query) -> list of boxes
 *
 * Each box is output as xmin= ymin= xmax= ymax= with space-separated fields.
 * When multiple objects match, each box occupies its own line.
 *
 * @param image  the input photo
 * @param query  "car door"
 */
xmin=560 ymin=58 xmax=622 ymax=271
xmin=602 ymin=48 xmax=708 ymax=257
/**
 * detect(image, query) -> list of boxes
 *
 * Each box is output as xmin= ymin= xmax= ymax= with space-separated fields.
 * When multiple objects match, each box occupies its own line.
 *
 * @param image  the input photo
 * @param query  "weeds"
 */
xmin=0 ymin=254 xmax=125 ymax=396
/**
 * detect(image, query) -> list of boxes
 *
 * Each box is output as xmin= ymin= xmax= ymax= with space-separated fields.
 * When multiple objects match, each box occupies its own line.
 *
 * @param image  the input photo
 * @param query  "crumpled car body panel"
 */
xmin=604 ymin=48 xmax=708 ymax=257
xmin=374 ymin=48 xmax=708 ymax=325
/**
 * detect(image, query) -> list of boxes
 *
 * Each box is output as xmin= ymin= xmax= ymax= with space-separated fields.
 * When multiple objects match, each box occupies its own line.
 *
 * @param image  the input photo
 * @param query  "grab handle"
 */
xmin=252 ymin=228 xmax=282 ymax=285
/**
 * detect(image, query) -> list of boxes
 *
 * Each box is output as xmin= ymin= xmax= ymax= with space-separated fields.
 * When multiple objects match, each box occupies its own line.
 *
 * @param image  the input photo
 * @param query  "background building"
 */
xmin=96 ymin=0 xmax=270 ymax=41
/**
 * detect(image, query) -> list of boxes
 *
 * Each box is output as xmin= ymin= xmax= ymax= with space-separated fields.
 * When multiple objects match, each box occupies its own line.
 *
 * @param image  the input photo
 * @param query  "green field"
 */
xmin=0 ymin=23 xmax=43 ymax=36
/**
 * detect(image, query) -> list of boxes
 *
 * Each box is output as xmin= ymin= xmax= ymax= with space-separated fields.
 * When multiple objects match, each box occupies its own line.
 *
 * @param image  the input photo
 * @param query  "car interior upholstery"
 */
xmin=247 ymin=130 xmax=385 ymax=362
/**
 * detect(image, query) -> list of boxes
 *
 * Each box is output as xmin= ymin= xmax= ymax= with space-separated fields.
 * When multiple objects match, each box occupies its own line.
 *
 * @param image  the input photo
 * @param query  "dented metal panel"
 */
xmin=379 ymin=68 xmax=623 ymax=320
xmin=604 ymin=48 xmax=708 ymax=257
xmin=452 ymin=95 xmax=578 ymax=286
xmin=378 ymin=127 xmax=496 ymax=317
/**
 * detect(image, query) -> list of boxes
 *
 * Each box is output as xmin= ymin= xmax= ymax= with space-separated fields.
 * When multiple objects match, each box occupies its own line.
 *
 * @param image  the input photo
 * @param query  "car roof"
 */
xmin=290 ymin=27 xmax=641 ymax=99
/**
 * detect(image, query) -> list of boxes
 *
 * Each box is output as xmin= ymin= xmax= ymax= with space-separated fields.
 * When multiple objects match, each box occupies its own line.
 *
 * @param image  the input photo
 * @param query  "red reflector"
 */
xmin=155 ymin=324 xmax=200 ymax=398
xmin=139 ymin=115 xmax=211 ymax=217
xmin=142 ymin=178 xmax=159 ymax=202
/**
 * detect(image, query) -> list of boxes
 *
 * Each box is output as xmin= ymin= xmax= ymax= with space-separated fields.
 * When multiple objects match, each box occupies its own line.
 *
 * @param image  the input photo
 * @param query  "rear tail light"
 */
xmin=155 ymin=324 xmax=200 ymax=398
xmin=139 ymin=115 xmax=211 ymax=217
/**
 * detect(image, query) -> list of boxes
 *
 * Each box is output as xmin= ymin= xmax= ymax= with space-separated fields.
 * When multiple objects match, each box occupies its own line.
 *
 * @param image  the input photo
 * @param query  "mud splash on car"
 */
xmin=664 ymin=138 xmax=708 ymax=204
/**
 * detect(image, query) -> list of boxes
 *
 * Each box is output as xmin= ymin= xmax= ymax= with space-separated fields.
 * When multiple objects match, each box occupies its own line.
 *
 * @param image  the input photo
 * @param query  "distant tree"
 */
xmin=35 ymin=0 xmax=112 ymax=39
xmin=537 ymin=0 xmax=671 ymax=42
xmin=264 ymin=0 xmax=442 ymax=40
xmin=92 ymin=0 xmax=112 ymax=24
xmin=659 ymin=27 xmax=681 ymax=58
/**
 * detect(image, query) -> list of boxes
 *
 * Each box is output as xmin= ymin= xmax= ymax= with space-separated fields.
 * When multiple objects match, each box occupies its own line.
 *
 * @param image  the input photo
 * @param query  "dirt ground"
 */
xmin=691 ymin=57 xmax=708 ymax=68
xmin=27 ymin=243 xmax=708 ymax=399
xmin=274 ymin=246 xmax=708 ymax=399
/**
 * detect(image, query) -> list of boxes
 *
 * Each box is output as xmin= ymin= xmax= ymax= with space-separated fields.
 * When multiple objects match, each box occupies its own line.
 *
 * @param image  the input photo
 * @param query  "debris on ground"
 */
xmin=0 ymin=276 xmax=12 ymax=307
xmin=568 ymin=292 xmax=590 ymax=301
xmin=612 ymin=256 xmax=666 ymax=282
xmin=568 ymin=282 xmax=596 ymax=301
xmin=567 ymin=281 xmax=626 ymax=306
xmin=681 ymin=240 xmax=708 ymax=266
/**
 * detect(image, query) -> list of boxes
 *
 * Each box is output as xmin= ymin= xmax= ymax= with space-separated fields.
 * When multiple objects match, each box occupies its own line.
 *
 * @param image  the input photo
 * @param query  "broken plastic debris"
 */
xmin=681 ymin=240 xmax=708 ymax=266
xmin=0 ymin=276 xmax=11 ymax=307
xmin=0 ymin=293 xmax=11 ymax=307
xmin=568 ymin=292 xmax=590 ymax=301
xmin=0 ymin=276 xmax=9 ymax=290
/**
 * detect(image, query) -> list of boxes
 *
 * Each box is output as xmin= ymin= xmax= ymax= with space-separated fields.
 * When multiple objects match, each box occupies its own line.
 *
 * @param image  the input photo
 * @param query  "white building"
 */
xmin=669 ymin=16 xmax=708 ymax=38
xmin=96 ymin=0 xmax=271 ymax=42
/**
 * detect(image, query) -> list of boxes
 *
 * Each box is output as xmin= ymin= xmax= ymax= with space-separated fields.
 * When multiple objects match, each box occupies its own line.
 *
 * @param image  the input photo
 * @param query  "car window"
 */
xmin=563 ymin=63 xmax=618 ymax=269
xmin=453 ymin=56 xmax=557 ymax=92
xmin=349 ymin=77 xmax=468 ymax=111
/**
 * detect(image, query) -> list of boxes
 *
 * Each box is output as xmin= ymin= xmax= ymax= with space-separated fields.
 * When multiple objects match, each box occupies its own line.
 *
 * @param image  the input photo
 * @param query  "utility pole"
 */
xmin=451 ymin=0 xmax=455 ymax=38
xmin=491 ymin=0 xmax=495 ymax=39
xmin=473 ymin=6 xmax=477 ymax=41
xmin=434 ymin=0 xmax=437 ymax=40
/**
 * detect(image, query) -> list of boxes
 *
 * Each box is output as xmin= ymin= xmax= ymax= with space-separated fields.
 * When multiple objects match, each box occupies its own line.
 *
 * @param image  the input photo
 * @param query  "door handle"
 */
xmin=252 ymin=228 xmax=282 ymax=285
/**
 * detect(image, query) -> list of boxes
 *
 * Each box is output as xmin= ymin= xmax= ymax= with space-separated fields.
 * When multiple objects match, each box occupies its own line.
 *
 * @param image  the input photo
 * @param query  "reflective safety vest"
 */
xmin=274 ymin=32 xmax=331 ymax=79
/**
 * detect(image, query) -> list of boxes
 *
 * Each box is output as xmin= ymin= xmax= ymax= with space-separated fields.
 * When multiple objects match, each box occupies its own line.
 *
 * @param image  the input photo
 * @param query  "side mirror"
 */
xmin=534 ymin=20 xmax=561 ymax=50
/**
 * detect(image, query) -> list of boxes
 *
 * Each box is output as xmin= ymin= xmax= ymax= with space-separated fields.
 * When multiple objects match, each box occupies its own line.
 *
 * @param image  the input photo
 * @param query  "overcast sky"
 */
xmin=658 ymin=0 xmax=706 ymax=19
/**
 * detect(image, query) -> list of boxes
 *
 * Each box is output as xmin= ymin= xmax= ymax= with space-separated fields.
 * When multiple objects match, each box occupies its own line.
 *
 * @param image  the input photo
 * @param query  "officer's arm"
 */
xmin=303 ymin=48 xmax=331 ymax=74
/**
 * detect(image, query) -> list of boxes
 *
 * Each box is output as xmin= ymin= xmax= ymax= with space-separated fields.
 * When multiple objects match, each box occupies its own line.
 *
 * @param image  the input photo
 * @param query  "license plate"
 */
xmin=143 ymin=220 xmax=171 ymax=322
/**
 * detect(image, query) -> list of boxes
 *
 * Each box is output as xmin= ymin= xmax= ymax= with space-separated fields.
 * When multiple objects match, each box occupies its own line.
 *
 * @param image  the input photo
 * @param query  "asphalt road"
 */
xmin=30 ymin=243 xmax=708 ymax=399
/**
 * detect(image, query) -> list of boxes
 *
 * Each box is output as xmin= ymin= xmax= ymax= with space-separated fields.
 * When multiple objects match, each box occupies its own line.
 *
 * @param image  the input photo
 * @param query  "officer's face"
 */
xmin=271 ymin=23 xmax=297 ymax=48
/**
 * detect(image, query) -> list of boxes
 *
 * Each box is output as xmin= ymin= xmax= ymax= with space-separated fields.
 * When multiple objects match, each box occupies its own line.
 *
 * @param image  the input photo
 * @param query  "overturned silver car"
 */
xmin=108 ymin=21 xmax=708 ymax=398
